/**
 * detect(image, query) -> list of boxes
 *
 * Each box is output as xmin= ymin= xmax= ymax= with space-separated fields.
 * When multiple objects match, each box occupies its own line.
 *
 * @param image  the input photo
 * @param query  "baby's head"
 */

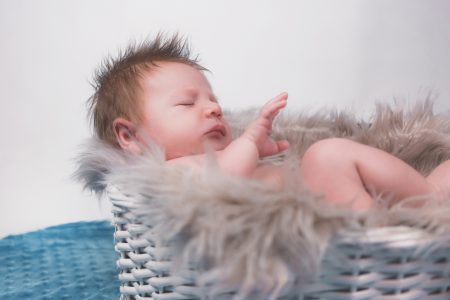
xmin=88 ymin=33 xmax=232 ymax=159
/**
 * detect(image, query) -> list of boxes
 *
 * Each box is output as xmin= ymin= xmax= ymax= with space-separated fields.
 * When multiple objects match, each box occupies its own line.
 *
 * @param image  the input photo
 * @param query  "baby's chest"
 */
xmin=251 ymin=164 xmax=284 ymax=188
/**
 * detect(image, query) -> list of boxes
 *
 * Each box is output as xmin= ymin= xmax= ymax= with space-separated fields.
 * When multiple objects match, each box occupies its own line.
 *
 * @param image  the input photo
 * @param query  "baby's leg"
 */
xmin=426 ymin=160 xmax=450 ymax=198
xmin=300 ymin=138 xmax=436 ymax=210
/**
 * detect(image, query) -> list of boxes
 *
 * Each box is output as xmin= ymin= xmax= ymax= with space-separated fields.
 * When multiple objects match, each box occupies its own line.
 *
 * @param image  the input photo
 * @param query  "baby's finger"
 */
xmin=261 ymin=104 xmax=284 ymax=123
xmin=264 ymin=92 xmax=288 ymax=108
xmin=261 ymin=93 xmax=288 ymax=119
xmin=276 ymin=140 xmax=290 ymax=152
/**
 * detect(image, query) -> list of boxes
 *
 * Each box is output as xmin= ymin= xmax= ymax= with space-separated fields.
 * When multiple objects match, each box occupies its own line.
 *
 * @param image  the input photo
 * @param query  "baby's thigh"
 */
xmin=301 ymin=138 xmax=362 ymax=169
xmin=301 ymin=138 xmax=432 ymax=199
xmin=299 ymin=138 xmax=380 ymax=189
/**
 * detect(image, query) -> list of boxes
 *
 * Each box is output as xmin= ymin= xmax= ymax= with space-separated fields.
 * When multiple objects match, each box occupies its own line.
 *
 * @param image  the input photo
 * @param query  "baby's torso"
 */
xmin=167 ymin=154 xmax=285 ymax=188
xmin=251 ymin=163 xmax=284 ymax=187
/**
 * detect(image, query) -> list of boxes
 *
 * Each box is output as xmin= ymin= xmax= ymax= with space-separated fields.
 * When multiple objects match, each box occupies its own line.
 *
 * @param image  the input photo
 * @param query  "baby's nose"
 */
xmin=205 ymin=102 xmax=222 ymax=118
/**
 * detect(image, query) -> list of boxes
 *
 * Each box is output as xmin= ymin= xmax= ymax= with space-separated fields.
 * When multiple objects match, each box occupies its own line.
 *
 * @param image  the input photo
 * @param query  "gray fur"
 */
xmin=74 ymin=101 xmax=450 ymax=298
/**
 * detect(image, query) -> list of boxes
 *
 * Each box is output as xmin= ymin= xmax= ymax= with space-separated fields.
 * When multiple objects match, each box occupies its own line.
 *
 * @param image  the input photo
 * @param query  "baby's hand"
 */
xmin=243 ymin=92 xmax=290 ymax=157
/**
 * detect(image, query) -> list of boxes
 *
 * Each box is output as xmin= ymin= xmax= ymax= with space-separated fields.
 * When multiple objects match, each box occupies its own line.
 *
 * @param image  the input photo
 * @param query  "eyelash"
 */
xmin=177 ymin=98 xmax=217 ymax=106
xmin=177 ymin=100 xmax=195 ymax=106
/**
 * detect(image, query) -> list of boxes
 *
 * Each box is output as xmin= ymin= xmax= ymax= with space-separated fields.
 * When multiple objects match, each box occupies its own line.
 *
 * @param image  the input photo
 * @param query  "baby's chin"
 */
xmin=202 ymin=137 xmax=232 ymax=152
xmin=166 ymin=141 xmax=230 ymax=159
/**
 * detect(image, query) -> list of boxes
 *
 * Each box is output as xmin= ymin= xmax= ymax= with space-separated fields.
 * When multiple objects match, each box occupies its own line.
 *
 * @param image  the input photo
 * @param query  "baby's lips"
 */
xmin=205 ymin=123 xmax=227 ymax=137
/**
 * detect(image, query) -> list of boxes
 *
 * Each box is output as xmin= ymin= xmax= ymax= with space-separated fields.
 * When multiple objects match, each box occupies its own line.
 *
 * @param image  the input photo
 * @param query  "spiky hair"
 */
xmin=87 ymin=33 xmax=206 ymax=147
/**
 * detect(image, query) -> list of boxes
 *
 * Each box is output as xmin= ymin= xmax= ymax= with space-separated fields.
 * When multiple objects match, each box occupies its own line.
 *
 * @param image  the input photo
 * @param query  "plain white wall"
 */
xmin=1 ymin=0 xmax=449 ymax=238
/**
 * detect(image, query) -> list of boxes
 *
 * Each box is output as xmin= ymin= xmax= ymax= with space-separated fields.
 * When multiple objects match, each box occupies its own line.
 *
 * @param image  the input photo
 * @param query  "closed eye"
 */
xmin=176 ymin=100 xmax=195 ymax=106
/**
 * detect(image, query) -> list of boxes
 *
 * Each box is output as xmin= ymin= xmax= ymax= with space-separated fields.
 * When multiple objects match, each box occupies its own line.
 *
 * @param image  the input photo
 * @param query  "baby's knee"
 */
xmin=300 ymin=138 xmax=360 ymax=179
xmin=302 ymin=138 xmax=354 ymax=166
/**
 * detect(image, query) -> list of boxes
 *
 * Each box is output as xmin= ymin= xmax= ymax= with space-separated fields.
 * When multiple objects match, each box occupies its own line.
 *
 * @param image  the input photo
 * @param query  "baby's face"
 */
xmin=138 ymin=62 xmax=232 ymax=160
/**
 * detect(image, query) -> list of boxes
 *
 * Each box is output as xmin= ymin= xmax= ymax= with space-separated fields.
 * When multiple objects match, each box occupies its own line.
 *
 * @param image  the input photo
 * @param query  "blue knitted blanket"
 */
xmin=0 ymin=221 xmax=119 ymax=299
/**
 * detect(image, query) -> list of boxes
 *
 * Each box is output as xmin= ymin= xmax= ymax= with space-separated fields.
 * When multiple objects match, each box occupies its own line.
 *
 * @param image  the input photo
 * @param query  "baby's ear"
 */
xmin=112 ymin=118 xmax=142 ymax=154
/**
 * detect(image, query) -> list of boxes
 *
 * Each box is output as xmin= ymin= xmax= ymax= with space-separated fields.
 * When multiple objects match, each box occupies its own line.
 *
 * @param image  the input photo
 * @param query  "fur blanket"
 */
xmin=75 ymin=101 xmax=450 ymax=298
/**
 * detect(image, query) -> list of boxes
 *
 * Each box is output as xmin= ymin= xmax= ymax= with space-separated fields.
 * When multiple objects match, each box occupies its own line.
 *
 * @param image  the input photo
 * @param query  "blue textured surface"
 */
xmin=0 ymin=221 xmax=120 ymax=300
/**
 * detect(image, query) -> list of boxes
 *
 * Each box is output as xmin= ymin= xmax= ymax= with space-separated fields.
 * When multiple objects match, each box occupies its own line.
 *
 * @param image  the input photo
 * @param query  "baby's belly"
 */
xmin=251 ymin=164 xmax=285 ymax=188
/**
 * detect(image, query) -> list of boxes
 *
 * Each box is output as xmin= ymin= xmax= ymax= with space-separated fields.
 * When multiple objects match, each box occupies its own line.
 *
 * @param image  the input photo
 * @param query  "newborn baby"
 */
xmin=90 ymin=34 xmax=450 ymax=211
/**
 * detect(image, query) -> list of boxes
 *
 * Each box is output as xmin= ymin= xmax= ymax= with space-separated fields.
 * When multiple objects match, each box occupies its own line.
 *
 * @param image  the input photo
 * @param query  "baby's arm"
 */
xmin=216 ymin=92 xmax=289 ymax=177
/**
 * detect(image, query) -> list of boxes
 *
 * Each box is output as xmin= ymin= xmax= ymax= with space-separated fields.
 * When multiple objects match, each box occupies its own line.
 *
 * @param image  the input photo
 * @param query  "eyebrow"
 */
xmin=172 ymin=88 xmax=197 ymax=98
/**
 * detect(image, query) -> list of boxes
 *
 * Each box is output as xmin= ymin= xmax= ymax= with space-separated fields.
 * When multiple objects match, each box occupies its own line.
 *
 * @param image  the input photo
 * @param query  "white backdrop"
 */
xmin=1 ymin=0 xmax=449 ymax=238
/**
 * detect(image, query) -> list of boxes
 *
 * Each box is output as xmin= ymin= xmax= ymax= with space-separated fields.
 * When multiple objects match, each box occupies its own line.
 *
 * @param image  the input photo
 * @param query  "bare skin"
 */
xmin=171 ymin=93 xmax=448 ymax=211
xmin=113 ymin=62 xmax=450 ymax=211
xmin=168 ymin=93 xmax=289 ymax=178
xmin=300 ymin=138 xmax=445 ymax=210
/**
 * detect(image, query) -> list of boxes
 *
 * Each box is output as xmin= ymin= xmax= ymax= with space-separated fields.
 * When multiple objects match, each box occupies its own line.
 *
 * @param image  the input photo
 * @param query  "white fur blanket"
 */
xmin=75 ymin=101 xmax=450 ymax=298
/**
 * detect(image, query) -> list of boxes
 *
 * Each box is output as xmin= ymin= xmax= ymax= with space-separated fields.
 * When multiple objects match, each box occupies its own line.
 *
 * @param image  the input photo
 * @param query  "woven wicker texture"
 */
xmin=306 ymin=227 xmax=450 ymax=299
xmin=0 ymin=221 xmax=119 ymax=300
xmin=109 ymin=187 xmax=450 ymax=300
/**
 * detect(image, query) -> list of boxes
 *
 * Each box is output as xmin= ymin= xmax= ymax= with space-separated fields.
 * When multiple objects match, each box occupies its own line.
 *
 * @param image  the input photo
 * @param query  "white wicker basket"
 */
xmin=107 ymin=186 xmax=450 ymax=300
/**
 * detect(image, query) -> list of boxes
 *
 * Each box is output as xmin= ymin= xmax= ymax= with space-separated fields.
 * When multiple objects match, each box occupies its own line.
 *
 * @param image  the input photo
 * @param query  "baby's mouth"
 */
xmin=205 ymin=124 xmax=227 ymax=137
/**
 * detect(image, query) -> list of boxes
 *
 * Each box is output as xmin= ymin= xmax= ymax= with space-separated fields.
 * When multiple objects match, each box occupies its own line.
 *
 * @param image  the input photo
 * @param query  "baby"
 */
xmin=89 ymin=34 xmax=450 ymax=211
